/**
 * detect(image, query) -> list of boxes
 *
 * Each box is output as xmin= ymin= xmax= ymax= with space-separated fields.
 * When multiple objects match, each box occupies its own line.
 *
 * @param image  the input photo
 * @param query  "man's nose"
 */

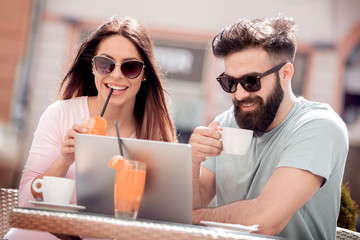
xmin=232 ymin=83 xmax=251 ymax=100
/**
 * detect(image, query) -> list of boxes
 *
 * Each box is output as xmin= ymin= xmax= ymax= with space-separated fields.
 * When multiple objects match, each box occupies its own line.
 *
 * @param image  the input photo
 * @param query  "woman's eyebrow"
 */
xmin=97 ymin=54 xmax=140 ymax=62
xmin=98 ymin=53 xmax=114 ymax=59
xmin=123 ymin=57 xmax=140 ymax=61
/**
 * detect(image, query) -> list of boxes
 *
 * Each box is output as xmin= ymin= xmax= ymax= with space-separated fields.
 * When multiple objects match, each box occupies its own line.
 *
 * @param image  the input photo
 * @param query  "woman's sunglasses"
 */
xmin=92 ymin=56 xmax=145 ymax=79
xmin=216 ymin=62 xmax=287 ymax=93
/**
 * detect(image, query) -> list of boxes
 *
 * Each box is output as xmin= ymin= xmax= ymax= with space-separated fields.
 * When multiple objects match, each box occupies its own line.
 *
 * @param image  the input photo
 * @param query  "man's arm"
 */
xmin=193 ymin=167 xmax=323 ymax=236
xmin=190 ymin=122 xmax=222 ymax=209
xmin=199 ymin=166 xmax=216 ymax=207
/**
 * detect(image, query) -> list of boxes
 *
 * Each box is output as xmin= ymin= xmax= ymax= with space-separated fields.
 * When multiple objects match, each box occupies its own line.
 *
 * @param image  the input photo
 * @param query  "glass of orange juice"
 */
xmin=82 ymin=117 xmax=107 ymax=135
xmin=108 ymin=155 xmax=146 ymax=220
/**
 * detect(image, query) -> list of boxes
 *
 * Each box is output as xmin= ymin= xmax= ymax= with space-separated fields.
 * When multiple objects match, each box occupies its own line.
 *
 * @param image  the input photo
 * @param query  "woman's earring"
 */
xmin=143 ymin=77 xmax=147 ymax=82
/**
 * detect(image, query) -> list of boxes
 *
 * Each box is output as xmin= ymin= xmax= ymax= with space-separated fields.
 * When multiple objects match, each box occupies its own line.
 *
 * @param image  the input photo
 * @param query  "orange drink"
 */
xmin=82 ymin=116 xmax=107 ymax=135
xmin=108 ymin=155 xmax=146 ymax=219
xmin=83 ymin=88 xmax=112 ymax=135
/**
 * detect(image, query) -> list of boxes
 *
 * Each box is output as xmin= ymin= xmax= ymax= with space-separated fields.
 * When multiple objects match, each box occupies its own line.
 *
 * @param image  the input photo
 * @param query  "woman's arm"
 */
xmin=18 ymin=101 xmax=86 ymax=206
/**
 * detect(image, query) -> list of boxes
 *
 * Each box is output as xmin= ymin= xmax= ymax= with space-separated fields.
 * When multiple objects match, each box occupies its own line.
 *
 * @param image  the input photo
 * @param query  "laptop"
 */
xmin=74 ymin=133 xmax=193 ymax=224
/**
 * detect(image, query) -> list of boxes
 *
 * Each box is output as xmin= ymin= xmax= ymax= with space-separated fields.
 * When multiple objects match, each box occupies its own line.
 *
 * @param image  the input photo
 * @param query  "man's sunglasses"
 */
xmin=216 ymin=62 xmax=287 ymax=93
xmin=92 ymin=56 xmax=145 ymax=79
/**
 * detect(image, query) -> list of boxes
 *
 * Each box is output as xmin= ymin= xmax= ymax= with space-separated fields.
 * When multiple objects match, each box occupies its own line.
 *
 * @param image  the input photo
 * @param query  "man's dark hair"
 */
xmin=212 ymin=15 xmax=298 ymax=64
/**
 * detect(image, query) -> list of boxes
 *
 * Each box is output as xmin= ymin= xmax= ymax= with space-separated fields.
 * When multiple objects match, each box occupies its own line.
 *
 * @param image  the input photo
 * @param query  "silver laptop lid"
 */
xmin=75 ymin=134 xmax=193 ymax=224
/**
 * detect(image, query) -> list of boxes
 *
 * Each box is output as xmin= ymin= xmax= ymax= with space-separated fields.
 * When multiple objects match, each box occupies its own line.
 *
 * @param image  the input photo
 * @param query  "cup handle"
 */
xmin=218 ymin=129 xmax=223 ymax=141
xmin=32 ymin=178 xmax=43 ymax=193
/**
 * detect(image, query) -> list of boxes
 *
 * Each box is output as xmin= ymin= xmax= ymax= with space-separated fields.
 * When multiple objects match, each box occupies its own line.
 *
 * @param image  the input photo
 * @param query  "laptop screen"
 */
xmin=75 ymin=134 xmax=193 ymax=224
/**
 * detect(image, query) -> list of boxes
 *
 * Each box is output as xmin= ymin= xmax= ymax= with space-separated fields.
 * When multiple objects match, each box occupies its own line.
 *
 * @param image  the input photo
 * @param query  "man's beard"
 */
xmin=233 ymin=73 xmax=284 ymax=137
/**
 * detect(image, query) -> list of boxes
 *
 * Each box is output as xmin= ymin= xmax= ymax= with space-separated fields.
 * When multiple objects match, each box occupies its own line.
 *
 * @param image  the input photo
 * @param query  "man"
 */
xmin=190 ymin=16 xmax=348 ymax=240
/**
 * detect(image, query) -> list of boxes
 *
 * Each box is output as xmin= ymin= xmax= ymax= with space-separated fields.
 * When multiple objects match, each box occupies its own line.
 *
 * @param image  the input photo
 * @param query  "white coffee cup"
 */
xmin=221 ymin=127 xmax=254 ymax=155
xmin=32 ymin=176 xmax=75 ymax=204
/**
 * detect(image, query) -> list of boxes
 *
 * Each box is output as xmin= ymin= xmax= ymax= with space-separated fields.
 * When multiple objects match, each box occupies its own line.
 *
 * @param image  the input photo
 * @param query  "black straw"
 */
xmin=114 ymin=121 xmax=124 ymax=156
xmin=100 ymin=88 xmax=113 ymax=117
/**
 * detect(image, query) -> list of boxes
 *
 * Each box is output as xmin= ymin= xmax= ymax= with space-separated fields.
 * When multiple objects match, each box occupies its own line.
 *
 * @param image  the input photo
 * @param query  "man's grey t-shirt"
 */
xmin=202 ymin=97 xmax=348 ymax=240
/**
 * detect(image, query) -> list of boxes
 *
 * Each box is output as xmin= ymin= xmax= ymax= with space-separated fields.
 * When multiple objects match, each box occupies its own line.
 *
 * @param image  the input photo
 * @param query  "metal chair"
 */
xmin=0 ymin=188 xmax=18 ymax=238
xmin=336 ymin=226 xmax=360 ymax=240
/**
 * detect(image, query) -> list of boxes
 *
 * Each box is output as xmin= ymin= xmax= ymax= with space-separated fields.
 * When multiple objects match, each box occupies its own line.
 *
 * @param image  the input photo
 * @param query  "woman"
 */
xmin=6 ymin=16 xmax=176 ymax=239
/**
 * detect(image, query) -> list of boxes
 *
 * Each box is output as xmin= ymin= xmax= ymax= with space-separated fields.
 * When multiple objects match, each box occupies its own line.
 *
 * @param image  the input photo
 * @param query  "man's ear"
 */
xmin=281 ymin=62 xmax=294 ymax=82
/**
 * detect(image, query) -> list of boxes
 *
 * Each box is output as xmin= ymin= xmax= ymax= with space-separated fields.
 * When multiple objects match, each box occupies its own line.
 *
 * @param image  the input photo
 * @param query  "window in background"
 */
xmin=343 ymin=42 xmax=360 ymax=142
xmin=292 ymin=52 xmax=308 ymax=97
xmin=154 ymin=40 xmax=208 ymax=143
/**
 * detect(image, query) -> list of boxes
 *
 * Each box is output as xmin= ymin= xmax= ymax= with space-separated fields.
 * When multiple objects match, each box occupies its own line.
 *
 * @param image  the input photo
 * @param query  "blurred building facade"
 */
xmin=1 ymin=0 xmax=360 ymax=219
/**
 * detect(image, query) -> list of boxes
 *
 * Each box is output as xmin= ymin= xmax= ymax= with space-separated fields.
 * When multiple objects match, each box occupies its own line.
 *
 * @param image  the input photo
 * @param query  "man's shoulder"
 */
xmin=296 ymin=97 xmax=334 ymax=112
xmin=288 ymin=97 xmax=348 ymax=143
xmin=295 ymin=97 xmax=344 ymax=126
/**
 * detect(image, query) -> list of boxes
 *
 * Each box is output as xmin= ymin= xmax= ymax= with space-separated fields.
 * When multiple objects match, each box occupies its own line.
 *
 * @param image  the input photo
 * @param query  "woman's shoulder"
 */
xmin=40 ymin=96 xmax=88 ymax=122
xmin=52 ymin=96 xmax=87 ymax=108
xmin=46 ymin=96 xmax=88 ymax=112
xmin=36 ymin=96 xmax=88 ymax=133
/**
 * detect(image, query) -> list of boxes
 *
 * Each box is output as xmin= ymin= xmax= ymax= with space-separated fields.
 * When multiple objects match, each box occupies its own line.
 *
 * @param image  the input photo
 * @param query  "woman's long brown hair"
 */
xmin=59 ymin=16 xmax=176 ymax=142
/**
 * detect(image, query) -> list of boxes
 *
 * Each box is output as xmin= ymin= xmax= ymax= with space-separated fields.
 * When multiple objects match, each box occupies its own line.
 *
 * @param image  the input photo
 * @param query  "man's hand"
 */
xmin=189 ymin=121 xmax=223 ymax=164
xmin=193 ymin=208 xmax=206 ymax=225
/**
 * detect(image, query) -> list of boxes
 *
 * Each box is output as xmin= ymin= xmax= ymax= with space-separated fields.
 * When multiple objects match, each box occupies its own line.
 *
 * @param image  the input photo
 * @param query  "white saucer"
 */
xmin=29 ymin=200 xmax=85 ymax=212
xmin=200 ymin=221 xmax=259 ymax=233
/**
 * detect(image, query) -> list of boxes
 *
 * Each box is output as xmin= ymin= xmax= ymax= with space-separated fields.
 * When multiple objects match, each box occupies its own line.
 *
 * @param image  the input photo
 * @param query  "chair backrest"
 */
xmin=336 ymin=227 xmax=360 ymax=240
xmin=0 ymin=188 xmax=18 ymax=238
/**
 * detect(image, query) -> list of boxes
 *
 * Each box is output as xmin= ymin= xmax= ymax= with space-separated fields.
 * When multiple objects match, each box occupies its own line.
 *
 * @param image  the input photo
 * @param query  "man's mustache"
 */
xmin=233 ymin=97 xmax=261 ymax=106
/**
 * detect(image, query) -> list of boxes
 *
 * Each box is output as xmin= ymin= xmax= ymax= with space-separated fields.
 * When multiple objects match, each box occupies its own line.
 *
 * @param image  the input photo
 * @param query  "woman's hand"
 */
xmin=60 ymin=124 xmax=87 ymax=166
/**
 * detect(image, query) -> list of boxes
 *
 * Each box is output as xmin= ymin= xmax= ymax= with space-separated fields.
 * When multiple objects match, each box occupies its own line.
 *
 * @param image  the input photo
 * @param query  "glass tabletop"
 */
xmin=10 ymin=207 xmax=282 ymax=240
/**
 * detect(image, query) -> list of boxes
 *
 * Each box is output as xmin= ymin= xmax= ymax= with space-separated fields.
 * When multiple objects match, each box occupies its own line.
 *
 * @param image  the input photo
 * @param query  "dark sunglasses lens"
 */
xmin=94 ymin=57 xmax=115 ymax=75
xmin=217 ymin=75 xmax=261 ymax=93
xmin=218 ymin=77 xmax=236 ymax=93
xmin=121 ymin=61 xmax=143 ymax=79
xmin=241 ymin=76 xmax=260 ymax=92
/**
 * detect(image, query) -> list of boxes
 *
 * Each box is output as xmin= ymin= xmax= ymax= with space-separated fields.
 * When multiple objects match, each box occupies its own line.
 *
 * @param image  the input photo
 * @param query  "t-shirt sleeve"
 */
xmin=202 ymin=156 xmax=216 ymax=173
xmin=18 ymin=101 xmax=65 ymax=206
xmin=277 ymin=110 xmax=348 ymax=186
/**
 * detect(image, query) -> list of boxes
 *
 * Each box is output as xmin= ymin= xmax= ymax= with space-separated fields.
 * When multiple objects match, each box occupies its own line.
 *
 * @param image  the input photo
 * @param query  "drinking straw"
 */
xmin=100 ymin=88 xmax=113 ymax=117
xmin=114 ymin=121 xmax=124 ymax=156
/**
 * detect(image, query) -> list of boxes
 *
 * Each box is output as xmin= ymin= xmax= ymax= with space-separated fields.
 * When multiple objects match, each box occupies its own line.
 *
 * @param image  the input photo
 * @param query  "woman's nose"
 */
xmin=110 ymin=65 xmax=124 ymax=79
